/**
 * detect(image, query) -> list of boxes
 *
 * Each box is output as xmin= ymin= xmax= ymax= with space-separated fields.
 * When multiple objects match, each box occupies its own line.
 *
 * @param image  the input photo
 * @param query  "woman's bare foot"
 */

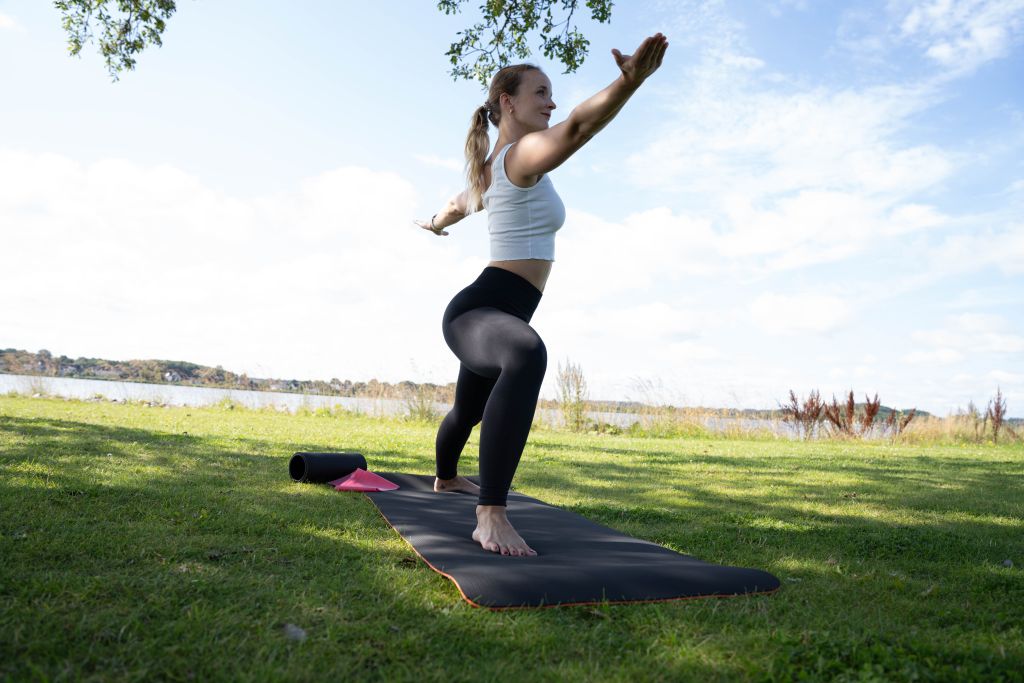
xmin=434 ymin=475 xmax=481 ymax=495
xmin=472 ymin=505 xmax=538 ymax=557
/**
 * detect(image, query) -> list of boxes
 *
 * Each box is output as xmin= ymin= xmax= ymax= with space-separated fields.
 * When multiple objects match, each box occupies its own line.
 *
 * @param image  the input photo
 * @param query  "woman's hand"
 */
xmin=413 ymin=218 xmax=448 ymax=237
xmin=612 ymin=32 xmax=668 ymax=88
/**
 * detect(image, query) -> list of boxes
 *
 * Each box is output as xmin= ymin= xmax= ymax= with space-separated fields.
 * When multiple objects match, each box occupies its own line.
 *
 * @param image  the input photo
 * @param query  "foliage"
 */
xmin=963 ymin=400 xmax=987 ymax=442
xmin=437 ymin=0 xmax=614 ymax=87
xmin=883 ymin=406 xmax=917 ymax=440
xmin=779 ymin=389 xmax=824 ymax=440
xmin=55 ymin=0 xmax=176 ymax=81
xmin=899 ymin=389 xmax=1020 ymax=445
xmin=823 ymin=390 xmax=882 ymax=438
xmin=403 ymin=384 xmax=440 ymax=422
xmin=986 ymin=386 xmax=1010 ymax=443
xmin=781 ymin=389 xmax=921 ymax=442
xmin=55 ymin=0 xmax=615 ymax=85
xmin=556 ymin=356 xmax=588 ymax=432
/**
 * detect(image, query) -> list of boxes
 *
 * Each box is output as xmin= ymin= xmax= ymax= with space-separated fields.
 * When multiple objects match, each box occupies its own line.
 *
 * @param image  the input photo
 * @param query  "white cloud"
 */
xmin=945 ymin=286 xmax=1024 ymax=309
xmin=897 ymin=0 xmax=1024 ymax=74
xmin=839 ymin=1 xmax=1024 ymax=76
xmin=657 ymin=0 xmax=747 ymax=54
xmin=717 ymin=191 xmax=948 ymax=271
xmin=414 ymin=154 xmax=463 ymax=173
xmin=924 ymin=223 xmax=1024 ymax=276
xmin=882 ymin=203 xmax=948 ymax=235
xmin=720 ymin=53 xmax=765 ymax=70
xmin=908 ymin=313 xmax=1024 ymax=365
xmin=635 ymin=75 xmax=948 ymax=201
xmin=0 ymin=149 xmax=753 ymax=405
xmin=619 ymin=51 xmax=960 ymax=272
xmin=0 ymin=13 xmax=24 ymax=32
xmin=748 ymin=292 xmax=852 ymax=334
xmin=990 ymin=370 xmax=1024 ymax=383
xmin=903 ymin=348 xmax=964 ymax=364
xmin=0 ymin=149 xmax=474 ymax=384
xmin=550 ymin=206 xmax=721 ymax=306
xmin=765 ymin=0 xmax=809 ymax=16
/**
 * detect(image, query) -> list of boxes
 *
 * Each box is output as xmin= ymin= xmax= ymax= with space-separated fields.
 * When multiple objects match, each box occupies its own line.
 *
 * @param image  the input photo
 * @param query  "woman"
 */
xmin=413 ymin=32 xmax=668 ymax=556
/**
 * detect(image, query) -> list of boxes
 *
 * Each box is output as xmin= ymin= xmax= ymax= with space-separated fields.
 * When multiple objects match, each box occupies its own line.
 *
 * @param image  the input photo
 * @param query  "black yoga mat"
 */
xmin=363 ymin=473 xmax=781 ymax=610
xmin=289 ymin=452 xmax=367 ymax=483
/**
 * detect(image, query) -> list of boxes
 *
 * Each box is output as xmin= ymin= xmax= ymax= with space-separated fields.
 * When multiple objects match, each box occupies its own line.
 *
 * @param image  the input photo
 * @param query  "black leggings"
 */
xmin=435 ymin=266 xmax=546 ymax=506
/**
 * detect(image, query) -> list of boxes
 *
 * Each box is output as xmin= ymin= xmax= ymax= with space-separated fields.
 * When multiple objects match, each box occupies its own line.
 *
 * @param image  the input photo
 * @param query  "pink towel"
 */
xmin=328 ymin=468 xmax=399 ymax=492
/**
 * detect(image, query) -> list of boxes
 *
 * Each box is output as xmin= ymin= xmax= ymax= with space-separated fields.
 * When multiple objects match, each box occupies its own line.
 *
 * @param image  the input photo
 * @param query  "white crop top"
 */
xmin=482 ymin=142 xmax=566 ymax=261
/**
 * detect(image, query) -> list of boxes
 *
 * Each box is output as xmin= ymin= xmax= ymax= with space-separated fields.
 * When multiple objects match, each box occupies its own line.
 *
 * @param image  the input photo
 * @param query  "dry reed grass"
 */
xmin=556 ymin=358 xmax=588 ymax=433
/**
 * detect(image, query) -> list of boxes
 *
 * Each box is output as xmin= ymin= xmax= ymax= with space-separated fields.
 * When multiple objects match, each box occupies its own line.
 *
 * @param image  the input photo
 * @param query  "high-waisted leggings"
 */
xmin=435 ymin=266 xmax=546 ymax=507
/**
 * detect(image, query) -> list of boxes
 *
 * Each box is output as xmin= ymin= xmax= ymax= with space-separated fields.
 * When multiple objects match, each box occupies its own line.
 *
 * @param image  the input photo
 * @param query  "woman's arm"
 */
xmin=509 ymin=33 xmax=668 ymax=180
xmin=435 ymin=190 xmax=469 ymax=229
xmin=413 ymin=189 xmax=468 ymax=236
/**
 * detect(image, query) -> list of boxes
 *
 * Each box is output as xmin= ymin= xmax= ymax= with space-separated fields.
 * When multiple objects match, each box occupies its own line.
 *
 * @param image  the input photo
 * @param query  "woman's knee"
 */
xmin=508 ymin=335 xmax=547 ymax=373
xmin=445 ymin=406 xmax=483 ymax=433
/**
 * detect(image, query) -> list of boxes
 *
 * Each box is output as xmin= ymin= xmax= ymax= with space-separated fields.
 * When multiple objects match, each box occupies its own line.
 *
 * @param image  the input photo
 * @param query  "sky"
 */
xmin=1 ymin=0 xmax=1022 ymax=417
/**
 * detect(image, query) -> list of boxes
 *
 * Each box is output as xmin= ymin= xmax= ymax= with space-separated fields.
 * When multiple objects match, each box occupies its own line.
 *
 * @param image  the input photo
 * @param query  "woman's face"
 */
xmin=507 ymin=71 xmax=556 ymax=129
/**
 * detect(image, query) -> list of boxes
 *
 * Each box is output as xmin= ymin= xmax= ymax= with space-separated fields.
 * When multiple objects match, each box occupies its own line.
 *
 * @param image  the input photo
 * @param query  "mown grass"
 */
xmin=1 ymin=394 xmax=1022 ymax=682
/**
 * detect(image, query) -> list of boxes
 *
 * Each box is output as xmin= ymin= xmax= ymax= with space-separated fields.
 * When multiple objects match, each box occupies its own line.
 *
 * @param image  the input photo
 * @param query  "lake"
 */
xmin=1 ymin=373 xmax=801 ymax=437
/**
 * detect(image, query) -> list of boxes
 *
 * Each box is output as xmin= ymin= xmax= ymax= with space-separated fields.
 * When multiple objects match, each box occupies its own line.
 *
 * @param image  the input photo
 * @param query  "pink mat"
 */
xmin=328 ymin=468 xmax=400 ymax=492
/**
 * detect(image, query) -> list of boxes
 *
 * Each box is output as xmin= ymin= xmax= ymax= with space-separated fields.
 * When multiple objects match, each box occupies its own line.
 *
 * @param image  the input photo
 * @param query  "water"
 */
xmin=0 ymin=373 xmax=418 ymax=417
xmin=1 ymin=373 xmax=801 ymax=437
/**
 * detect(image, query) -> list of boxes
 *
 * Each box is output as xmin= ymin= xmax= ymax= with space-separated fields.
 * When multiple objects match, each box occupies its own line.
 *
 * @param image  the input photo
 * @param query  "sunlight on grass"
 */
xmin=1 ymin=394 xmax=1021 ymax=681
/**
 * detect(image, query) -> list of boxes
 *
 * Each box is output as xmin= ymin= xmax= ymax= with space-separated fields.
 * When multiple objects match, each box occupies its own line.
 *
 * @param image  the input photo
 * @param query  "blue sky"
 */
xmin=1 ymin=0 xmax=1022 ymax=416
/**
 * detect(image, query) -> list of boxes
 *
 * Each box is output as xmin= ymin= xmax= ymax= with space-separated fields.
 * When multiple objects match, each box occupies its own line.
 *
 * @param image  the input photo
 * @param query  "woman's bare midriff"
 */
xmin=487 ymin=259 xmax=551 ymax=293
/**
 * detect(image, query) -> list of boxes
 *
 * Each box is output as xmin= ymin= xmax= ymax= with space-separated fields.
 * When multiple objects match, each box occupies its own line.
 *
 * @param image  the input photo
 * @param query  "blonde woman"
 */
xmin=414 ymin=32 xmax=668 ymax=556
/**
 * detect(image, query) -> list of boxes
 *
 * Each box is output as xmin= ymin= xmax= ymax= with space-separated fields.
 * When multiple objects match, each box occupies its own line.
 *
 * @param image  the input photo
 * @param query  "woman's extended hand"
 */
xmin=612 ymin=32 xmax=668 ymax=88
xmin=413 ymin=218 xmax=448 ymax=237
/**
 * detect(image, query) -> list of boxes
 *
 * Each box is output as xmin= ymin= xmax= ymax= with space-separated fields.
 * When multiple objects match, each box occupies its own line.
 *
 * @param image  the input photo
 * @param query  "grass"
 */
xmin=1 ymin=394 xmax=1022 ymax=682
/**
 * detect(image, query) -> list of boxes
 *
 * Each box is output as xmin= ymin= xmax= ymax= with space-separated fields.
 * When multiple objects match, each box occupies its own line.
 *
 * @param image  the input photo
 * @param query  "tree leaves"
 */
xmin=439 ymin=0 xmax=614 ymax=88
xmin=55 ymin=0 xmax=614 ymax=85
xmin=55 ymin=0 xmax=177 ymax=81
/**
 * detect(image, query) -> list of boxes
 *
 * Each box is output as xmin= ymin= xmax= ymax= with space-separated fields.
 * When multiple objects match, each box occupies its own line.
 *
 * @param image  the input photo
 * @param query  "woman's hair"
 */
xmin=463 ymin=63 xmax=542 ymax=215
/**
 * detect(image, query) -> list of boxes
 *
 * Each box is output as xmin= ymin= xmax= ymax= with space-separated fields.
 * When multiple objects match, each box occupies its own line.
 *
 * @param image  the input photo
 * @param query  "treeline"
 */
xmin=0 ymin=348 xmax=460 ymax=402
xmin=0 ymin=348 xmax=629 ymax=411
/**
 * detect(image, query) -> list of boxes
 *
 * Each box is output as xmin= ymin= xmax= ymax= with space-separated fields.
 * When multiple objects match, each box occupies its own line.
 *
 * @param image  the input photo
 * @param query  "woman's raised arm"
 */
xmin=509 ymin=32 xmax=668 ymax=180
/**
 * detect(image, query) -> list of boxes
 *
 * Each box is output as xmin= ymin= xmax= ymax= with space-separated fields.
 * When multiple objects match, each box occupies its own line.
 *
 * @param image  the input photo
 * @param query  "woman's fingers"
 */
xmin=646 ymin=36 xmax=665 ymax=62
xmin=639 ymin=34 xmax=666 ymax=74
xmin=634 ymin=34 xmax=667 ymax=72
xmin=638 ymin=38 xmax=655 ymax=64
xmin=654 ymin=39 xmax=668 ymax=68
xmin=413 ymin=219 xmax=448 ymax=236
xmin=618 ymin=33 xmax=667 ymax=80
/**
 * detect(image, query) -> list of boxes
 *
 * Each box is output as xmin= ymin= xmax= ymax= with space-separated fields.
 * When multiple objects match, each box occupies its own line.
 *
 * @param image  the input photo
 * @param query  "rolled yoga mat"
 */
xmin=289 ymin=452 xmax=367 ymax=483
xmin=361 ymin=472 xmax=781 ymax=610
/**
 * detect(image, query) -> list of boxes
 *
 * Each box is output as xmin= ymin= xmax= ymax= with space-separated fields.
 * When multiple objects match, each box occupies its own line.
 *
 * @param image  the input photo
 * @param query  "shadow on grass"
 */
xmin=514 ymin=442 xmax=1023 ymax=576
xmin=1 ymin=412 xmax=789 ymax=681
xmin=1 ymin=409 xmax=1022 ymax=680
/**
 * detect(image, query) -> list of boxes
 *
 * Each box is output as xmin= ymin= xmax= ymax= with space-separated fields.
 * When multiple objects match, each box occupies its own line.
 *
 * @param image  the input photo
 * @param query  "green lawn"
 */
xmin=1 ymin=395 xmax=1022 ymax=682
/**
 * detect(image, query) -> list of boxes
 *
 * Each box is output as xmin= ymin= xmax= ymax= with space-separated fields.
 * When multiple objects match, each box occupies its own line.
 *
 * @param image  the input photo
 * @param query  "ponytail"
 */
xmin=463 ymin=105 xmax=493 ymax=215
xmin=462 ymin=64 xmax=541 ymax=215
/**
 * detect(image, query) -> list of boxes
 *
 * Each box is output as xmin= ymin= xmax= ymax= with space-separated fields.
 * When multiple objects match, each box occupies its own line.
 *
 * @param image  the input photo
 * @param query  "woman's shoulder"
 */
xmin=500 ymin=142 xmax=544 ymax=189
